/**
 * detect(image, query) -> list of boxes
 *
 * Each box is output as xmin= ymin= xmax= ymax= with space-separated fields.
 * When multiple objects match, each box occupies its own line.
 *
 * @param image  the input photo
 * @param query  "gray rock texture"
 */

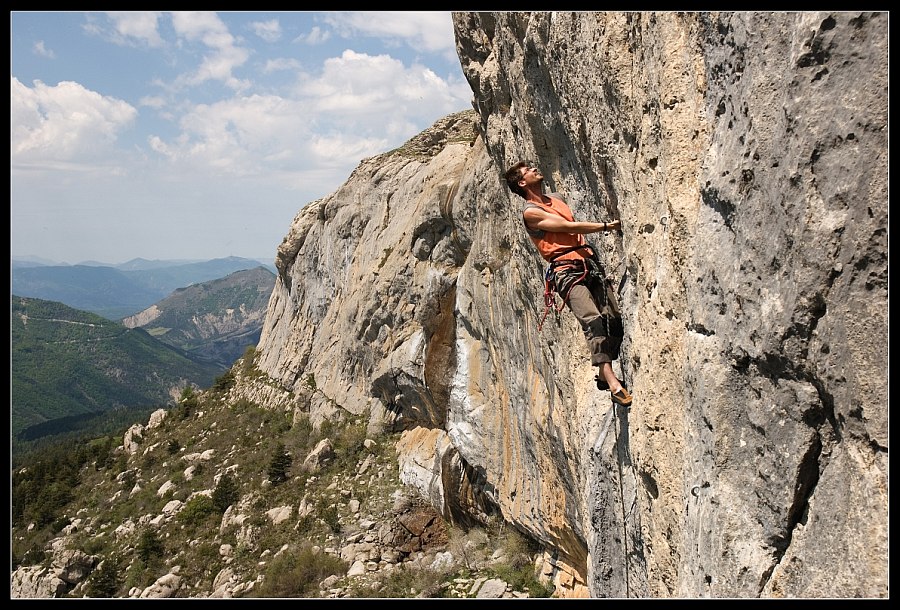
xmin=241 ymin=11 xmax=886 ymax=598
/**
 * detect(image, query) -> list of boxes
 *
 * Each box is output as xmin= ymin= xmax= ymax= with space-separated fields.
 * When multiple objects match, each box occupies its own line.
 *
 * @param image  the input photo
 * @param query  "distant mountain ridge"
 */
xmin=11 ymin=256 xmax=276 ymax=320
xmin=12 ymin=255 xmax=274 ymax=269
xmin=11 ymin=265 xmax=276 ymax=448
xmin=122 ymin=266 xmax=276 ymax=368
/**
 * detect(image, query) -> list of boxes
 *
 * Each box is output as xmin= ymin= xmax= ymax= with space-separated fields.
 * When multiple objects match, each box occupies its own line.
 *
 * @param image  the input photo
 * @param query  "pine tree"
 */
xmin=212 ymin=472 xmax=240 ymax=513
xmin=267 ymin=443 xmax=292 ymax=485
xmin=136 ymin=528 xmax=164 ymax=563
xmin=85 ymin=554 xmax=121 ymax=598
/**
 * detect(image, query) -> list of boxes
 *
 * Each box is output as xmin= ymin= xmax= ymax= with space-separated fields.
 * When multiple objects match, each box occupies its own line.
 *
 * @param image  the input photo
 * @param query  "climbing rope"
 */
xmin=613 ymin=403 xmax=632 ymax=597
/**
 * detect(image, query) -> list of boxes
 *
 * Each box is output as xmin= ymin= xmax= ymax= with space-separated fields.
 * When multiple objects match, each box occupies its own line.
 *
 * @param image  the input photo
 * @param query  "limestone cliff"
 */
xmin=237 ymin=12 xmax=887 ymax=598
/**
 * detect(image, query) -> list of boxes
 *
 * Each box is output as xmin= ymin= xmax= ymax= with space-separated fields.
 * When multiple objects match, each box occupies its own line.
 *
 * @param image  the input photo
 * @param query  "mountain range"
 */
xmin=11 ymin=265 xmax=276 ymax=452
xmin=11 ymin=256 xmax=276 ymax=320
xmin=121 ymin=266 xmax=275 ymax=368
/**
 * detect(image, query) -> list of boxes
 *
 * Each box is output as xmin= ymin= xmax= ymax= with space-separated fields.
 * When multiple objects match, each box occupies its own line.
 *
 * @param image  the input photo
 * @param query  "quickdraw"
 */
xmin=538 ymin=265 xmax=559 ymax=331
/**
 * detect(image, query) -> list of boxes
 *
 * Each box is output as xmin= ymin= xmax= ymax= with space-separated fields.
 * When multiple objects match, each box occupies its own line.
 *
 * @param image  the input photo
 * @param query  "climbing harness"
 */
xmin=537 ymin=244 xmax=597 ymax=331
xmin=539 ymin=263 xmax=585 ymax=330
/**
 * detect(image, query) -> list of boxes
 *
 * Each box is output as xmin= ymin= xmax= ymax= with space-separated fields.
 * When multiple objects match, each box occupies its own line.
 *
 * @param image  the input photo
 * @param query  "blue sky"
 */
xmin=11 ymin=11 xmax=472 ymax=265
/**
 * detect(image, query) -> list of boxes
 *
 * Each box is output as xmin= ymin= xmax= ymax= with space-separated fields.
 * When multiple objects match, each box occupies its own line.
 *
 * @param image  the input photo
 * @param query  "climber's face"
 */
xmin=518 ymin=164 xmax=543 ymax=187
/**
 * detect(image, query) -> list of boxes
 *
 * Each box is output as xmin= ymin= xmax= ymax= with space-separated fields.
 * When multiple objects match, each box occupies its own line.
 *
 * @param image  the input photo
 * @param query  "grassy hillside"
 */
xmin=11 ymin=296 xmax=223 ymax=448
xmin=10 ymin=355 xmax=553 ymax=599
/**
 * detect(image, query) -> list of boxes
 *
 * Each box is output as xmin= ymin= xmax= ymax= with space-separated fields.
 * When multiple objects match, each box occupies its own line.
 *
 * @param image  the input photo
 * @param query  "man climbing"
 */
xmin=505 ymin=160 xmax=632 ymax=407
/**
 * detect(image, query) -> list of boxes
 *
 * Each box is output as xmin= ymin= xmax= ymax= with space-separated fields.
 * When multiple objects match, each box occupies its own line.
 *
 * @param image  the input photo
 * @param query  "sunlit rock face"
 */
xmin=249 ymin=11 xmax=887 ymax=599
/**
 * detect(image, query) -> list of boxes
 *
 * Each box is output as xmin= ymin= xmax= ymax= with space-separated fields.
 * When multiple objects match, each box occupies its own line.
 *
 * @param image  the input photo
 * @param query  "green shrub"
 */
xmin=174 ymin=387 xmax=199 ymax=420
xmin=109 ymin=454 xmax=129 ymax=480
xmin=526 ymin=578 xmax=557 ymax=598
xmin=486 ymin=563 xmax=554 ymax=598
xmin=447 ymin=524 xmax=486 ymax=570
xmin=485 ymin=526 xmax=555 ymax=598
xmin=254 ymin=543 xmax=347 ymax=598
xmin=499 ymin=526 xmax=537 ymax=569
xmin=293 ymin=412 xmax=314 ymax=435
xmin=240 ymin=346 xmax=258 ymax=376
xmin=295 ymin=512 xmax=316 ymax=535
xmin=123 ymin=559 xmax=157 ymax=592
xmin=176 ymin=540 xmax=221 ymax=585
xmin=80 ymin=534 xmax=109 ymax=557
xmin=178 ymin=495 xmax=216 ymax=527
xmin=141 ymin=453 xmax=156 ymax=471
xmin=268 ymin=413 xmax=292 ymax=436
xmin=212 ymin=369 xmax=236 ymax=393
xmin=18 ymin=546 xmax=46 ymax=567
xmin=120 ymin=470 xmax=137 ymax=490
xmin=304 ymin=373 xmax=316 ymax=390
xmin=332 ymin=420 xmax=368 ymax=469
xmin=267 ymin=443 xmax=292 ymax=486
xmin=347 ymin=563 xmax=451 ymax=598
xmin=92 ymin=441 xmax=114 ymax=471
xmin=319 ymin=502 xmax=341 ymax=534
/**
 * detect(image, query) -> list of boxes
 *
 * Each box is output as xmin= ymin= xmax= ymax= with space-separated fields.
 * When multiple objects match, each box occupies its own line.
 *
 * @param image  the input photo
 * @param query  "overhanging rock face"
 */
xmin=249 ymin=11 xmax=887 ymax=599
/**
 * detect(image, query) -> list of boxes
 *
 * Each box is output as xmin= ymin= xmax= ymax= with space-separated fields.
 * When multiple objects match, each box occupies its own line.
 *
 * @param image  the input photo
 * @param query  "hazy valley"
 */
xmin=11 ymin=261 xmax=276 ymax=454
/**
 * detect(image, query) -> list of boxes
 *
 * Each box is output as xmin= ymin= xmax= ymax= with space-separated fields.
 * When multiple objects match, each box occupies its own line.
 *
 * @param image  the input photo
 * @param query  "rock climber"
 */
xmin=505 ymin=160 xmax=632 ymax=406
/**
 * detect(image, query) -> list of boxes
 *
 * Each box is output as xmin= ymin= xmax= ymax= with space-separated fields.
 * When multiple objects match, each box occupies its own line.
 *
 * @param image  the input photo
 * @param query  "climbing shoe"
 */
xmin=595 ymin=374 xmax=609 ymax=391
xmin=610 ymin=387 xmax=633 ymax=407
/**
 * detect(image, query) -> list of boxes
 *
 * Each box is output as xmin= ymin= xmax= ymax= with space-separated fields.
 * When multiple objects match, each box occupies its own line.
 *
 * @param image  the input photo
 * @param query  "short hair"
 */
xmin=505 ymin=160 xmax=531 ymax=198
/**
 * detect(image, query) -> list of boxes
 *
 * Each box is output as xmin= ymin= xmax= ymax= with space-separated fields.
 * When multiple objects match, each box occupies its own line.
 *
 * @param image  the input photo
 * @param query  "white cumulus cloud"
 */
xmin=145 ymin=47 xmax=468 ymax=184
xmin=298 ymin=50 xmax=466 ymax=132
xmin=11 ymin=76 xmax=138 ymax=168
xmin=324 ymin=12 xmax=457 ymax=59
xmin=250 ymin=19 xmax=282 ymax=42
xmin=296 ymin=25 xmax=331 ymax=46
xmin=102 ymin=11 xmax=164 ymax=47
xmin=32 ymin=40 xmax=56 ymax=58
xmin=170 ymin=11 xmax=251 ymax=90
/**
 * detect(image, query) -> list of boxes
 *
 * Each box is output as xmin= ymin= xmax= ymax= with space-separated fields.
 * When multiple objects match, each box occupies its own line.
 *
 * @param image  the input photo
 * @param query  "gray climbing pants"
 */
xmin=552 ymin=259 xmax=623 ymax=365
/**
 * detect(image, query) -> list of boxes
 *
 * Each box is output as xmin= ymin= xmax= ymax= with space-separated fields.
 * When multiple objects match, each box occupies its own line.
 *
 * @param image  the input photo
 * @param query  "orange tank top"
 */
xmin=522 ymin=195 xmax=588 ymax=263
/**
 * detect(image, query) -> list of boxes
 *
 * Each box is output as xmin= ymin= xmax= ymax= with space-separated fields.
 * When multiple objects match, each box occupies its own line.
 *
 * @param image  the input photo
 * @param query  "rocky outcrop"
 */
xmin=122 ymin=408 xmax=168 ymax=455
xmin=453 ymin=11 xmax=888 ymax=598
xmin=9 ymin=547 xmax=96 ymax=598
xmin=247 ymin=11 xmax=887 ymax=599
xmin=122 ymin=304 xmax=161 ymax=328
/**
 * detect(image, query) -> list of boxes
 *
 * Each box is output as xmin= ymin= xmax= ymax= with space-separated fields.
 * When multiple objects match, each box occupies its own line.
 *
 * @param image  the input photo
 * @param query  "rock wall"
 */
xmin=249 ymin=11 xmax=887 ymax=598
